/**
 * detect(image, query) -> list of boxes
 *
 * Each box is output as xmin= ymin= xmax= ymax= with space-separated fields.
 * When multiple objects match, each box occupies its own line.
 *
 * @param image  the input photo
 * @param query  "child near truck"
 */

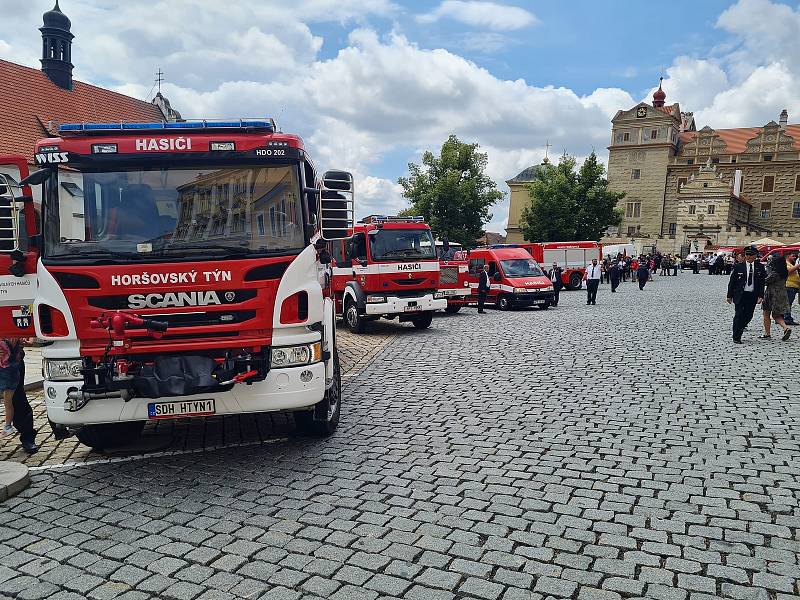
xmin=0 ymin=338 xmax=24 ymax=437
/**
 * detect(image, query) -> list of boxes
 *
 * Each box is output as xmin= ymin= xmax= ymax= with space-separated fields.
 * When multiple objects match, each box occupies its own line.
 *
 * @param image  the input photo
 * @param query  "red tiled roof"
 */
xmin=0 ymin=59 xmax=163 ymax=160
xmin=680 ymin=124 xmax=800 ymax=154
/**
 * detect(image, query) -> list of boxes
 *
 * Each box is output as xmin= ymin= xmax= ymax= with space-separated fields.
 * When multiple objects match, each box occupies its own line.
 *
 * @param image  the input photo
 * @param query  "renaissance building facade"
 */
xmin=603 ymin=81 xmax=800 ymax=254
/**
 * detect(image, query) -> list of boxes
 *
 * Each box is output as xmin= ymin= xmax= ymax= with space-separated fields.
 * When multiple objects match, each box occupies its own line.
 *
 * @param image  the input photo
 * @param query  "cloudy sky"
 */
xmin=2 ymin=0 xmax=799 ymax=232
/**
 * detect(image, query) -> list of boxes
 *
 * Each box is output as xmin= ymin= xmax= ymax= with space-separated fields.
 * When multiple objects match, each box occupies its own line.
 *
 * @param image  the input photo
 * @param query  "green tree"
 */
xmin=520 ymin=152 xmax=623 ymax=242
xmin=398 ymin=135 xmax=503 ymax=247
xmin=573 ymin=152 xmax=623 ymax=240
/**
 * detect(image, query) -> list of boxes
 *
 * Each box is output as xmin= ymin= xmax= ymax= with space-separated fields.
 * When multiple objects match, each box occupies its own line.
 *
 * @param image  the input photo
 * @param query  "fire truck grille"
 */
xmin=395 ymin=278 xmax=427 ymax=286
xmin=145 ymin=310 xmax=256 ymax=328
xmin=440 ymin=266 xmax=458 ymax=285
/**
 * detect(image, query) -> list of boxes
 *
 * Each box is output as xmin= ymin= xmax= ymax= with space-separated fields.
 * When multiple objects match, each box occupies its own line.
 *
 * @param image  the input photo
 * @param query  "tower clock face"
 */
xmin=636 ymin=107 xmax=647 ymax=118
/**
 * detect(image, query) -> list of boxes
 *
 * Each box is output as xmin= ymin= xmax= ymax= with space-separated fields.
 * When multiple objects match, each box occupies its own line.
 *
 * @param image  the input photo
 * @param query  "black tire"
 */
xmin=497 ymin=295 xmax=512 ymax=311
xmin=568 ymin=272 xmax=583 ymax=289
xmin=444 ymin=305 xmax=461 ymax=314
xmin=411 ymin=311 xmax=434 ymax=329
xmin=295 ymin=350 xmax=341 ymax=437
xmin=75 ymin=421 xmax=145 ymax=450
xmin=344 ymin=298 xmax=365 ymax=333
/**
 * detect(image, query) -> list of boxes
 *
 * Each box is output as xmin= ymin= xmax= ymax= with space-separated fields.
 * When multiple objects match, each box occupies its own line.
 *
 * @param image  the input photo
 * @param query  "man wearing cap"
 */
xmin=727 ymin=246 xmax=765 ymax=344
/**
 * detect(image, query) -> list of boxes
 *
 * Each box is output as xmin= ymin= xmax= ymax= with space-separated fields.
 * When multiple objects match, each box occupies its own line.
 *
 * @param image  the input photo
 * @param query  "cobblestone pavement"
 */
xmin=0 ymin=326 xmax=395 ymax=468
xmin=1 ymin=273 xmax=799 ymax=600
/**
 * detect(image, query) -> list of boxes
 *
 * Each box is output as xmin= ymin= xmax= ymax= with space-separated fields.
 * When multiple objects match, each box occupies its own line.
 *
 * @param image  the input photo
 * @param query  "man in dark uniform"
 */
xmin=609 ymin=259 xmax=621 ymax=293
xmin=13 ymin=359 xmax=38 ymax=454
xmin=727 ymin=245 xmax=765 ymax=344
xmin=547 ymin=262 xmax=563 ymax=306
xmin=477 ymin=264 xmax=491 ymax=314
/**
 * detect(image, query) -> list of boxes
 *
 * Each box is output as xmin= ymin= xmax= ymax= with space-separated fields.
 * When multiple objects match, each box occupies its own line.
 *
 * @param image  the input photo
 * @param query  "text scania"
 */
xmin=135 ymin=137 xmax=193 ymax=151
xmin=110 ymin=270 xmax=232 ymax=286
xmin=128 ymin=291 xmax=221 ymax=310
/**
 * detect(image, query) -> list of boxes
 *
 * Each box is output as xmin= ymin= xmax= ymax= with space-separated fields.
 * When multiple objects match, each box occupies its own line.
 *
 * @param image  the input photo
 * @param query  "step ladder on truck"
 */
xmin=0 ymin=119 xmax=355 ymax=449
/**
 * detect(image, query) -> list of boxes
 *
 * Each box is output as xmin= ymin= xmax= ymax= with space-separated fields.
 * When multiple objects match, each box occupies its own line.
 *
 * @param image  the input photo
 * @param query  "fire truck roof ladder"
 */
xmin=58 ymin=119 xmax=277 ymax=134
xmin=360 ymin=215 xmax=425 ymax=224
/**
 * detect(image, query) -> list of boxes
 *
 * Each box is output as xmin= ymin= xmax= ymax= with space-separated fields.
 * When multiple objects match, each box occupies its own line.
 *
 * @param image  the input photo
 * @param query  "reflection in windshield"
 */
xmin=369 ymin=228 xmax=435 ymax=261
xmin=44 ymin=165 xmax=304 ymax=261
xmin=500 ymin=259 xmax=544 ymax=278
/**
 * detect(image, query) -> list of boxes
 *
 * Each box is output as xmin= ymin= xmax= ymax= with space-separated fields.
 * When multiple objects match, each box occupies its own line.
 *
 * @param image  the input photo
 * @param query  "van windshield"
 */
xmin=500 ymin=258 xmax=544 ymax=278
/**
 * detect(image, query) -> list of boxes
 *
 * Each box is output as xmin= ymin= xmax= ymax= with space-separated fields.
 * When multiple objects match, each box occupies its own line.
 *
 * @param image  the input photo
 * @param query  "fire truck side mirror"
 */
xmin=319 ymin=170 xmax=354 ymax=241
xmin=19 ymin=168 xmax=51 ymax=187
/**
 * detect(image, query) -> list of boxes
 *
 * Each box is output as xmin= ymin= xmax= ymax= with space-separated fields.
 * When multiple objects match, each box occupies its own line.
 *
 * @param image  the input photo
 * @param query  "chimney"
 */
xmin=779 ymin=109 xmax=788 ymax=129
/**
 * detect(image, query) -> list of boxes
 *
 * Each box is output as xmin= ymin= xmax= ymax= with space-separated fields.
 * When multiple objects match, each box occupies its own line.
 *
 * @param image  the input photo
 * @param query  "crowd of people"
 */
xmin=591 ymin=252 xmax=684 ymax=294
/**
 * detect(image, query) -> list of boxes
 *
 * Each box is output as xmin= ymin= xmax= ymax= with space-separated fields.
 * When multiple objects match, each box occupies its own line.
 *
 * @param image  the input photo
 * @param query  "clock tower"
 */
xmin=607 ymin=80 xmax=682 ymax=240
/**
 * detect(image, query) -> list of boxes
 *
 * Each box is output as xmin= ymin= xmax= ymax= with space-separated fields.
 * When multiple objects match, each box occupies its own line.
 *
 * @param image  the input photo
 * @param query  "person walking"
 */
xmin=727 ymin=246 xmax=765 ymax=344
xmin=692 ymin=254 xmax=700 ymax=274
xmin=783 ymin=250 xmax=800 ymax=325
xmin=609 ymin=259 xmax=621 ymax=293
xmin=547 ymin=262 xmax=564 ymax=306
xmin=584 ymin=258 xmax=601 ymax=305
xmin=13 ymin=352 xmax=38 ymax=454
xmin=477 ymin=264 xmax=491 ymax=314
xmin=760 ymin=253 xmax=792 ymax=341
xmin=637 ymin=260 xmax=650 ymax=290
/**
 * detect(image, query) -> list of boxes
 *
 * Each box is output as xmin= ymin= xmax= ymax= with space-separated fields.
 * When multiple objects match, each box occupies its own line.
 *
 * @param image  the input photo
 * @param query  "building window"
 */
xmin=687 ymin=159 xmax=694 ymax=165
xmin=764 ymin=154 xmax=773 ymax=162
xmin=795 ymin=174 xmax=800 ymax=192
xmin=762 ymin=175 xmax=775 ymax=193
xmin=689 ymin=205 xmax=696 ymax=215
xmin=793 ymin=202 xmax=800 ymax=219
xmin=708 ymin=205 xmax=715 ymax=215
xmin=627 ymin=226 xmax=637 ymax=236
xmin=631 ymin=169 xmax=641 ymax=180
xmin=731 ymin=156 xmax=737 ymax=163
xmin=668 ymin=222 xmax=676 ymax=236
xmin=650 ymin=129 xmax=658 ymax=140
xmin=711 ymin=157 xmax=719 ymax=164
xmin=626 ymin=202 xmax=641 ymax=218
xmin=257 ymin=213 xmax=265 ymax=236
xmin=614 ymin=131 xmax=631 ymax=144
xmin=761 ymin=202 xmax=771 ymax=219
xmin=677 ymin=177 xmax=687 ymax=191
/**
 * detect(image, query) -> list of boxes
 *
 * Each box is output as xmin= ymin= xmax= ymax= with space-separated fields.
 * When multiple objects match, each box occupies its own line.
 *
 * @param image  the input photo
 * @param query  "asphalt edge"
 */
xmin=0 ymin=460 xmax=30 ymax=503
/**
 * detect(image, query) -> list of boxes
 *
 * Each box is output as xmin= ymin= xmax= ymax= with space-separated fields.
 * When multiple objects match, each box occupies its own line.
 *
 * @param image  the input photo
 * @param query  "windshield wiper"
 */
xmin=48 ymin=249 xmax=142 ymax=261
xmin=378 ymin=249 xmax=429 ymax=258
xmin=154 ymin=243 xmax=250 ymax=256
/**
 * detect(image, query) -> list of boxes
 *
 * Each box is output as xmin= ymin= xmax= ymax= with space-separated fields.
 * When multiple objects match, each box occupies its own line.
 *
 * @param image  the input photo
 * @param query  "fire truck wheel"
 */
xmin=295 ymin=350 xmax=341 ymax=437
xmin=568 ymin=272 xmax=583 ymax=289
xmin=411 ymin=311 xmax=434 ymax=329
xmin=344 ymin=299 xmax=365 ymax=333
xmin=444 ymin=305 xmax=461 ymax=314
xmin=497 ymin=295 xmax=512 ymax=311
xmin=75 ymin=421 xmax=145 ymax=450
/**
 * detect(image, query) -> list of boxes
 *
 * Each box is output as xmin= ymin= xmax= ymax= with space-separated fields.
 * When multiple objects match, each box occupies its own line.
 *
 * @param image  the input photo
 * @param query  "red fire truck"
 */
xmin=0 ymin=119 xmax=355 ymax=449
xmin=435 ymin=240 xmax=471 ymax=313
xmin=329 ymin=215 xmax=447 ymax=332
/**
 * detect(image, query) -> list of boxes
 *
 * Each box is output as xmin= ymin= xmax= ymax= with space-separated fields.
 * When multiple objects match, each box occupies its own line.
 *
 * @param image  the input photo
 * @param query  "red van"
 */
xmin=464 ymin=247 xmax=555 ymax=310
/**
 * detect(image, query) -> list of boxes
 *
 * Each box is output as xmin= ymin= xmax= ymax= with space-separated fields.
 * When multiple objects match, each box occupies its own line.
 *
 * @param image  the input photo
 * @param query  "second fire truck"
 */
xmin=330 ymin=215 xmax=447 ymax=332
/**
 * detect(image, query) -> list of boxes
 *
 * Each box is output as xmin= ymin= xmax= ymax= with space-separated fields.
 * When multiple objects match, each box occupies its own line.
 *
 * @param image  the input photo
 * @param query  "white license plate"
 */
xmin=438 ymin=289 xmax=458 ymax=296
xmin=147 ymin=399 xmax=216 ymax=420
xmin=531 ymin=299 xmax=546 ymax=305
xmin=404 ymin=305 xmax=423 ymax=312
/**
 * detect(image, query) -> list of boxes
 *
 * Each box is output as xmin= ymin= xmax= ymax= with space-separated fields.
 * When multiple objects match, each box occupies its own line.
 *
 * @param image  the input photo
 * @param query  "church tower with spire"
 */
xmin=40 ymin=0 xmax=74 ymax=90
xmin=606 ymin=79 xmax=682 ymax=241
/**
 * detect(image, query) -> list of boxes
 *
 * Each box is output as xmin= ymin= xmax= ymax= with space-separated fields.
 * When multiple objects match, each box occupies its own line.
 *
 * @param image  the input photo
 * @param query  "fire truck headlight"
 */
xmin=270 ymin=342 xmax=322 ymax=368
xmin=44 ymin=359 xmax=83 ymax=381
xmin=544 ymin=285 xmax=553 ymax=292
xmin=366 ymin=295 xmax=386 ymax=303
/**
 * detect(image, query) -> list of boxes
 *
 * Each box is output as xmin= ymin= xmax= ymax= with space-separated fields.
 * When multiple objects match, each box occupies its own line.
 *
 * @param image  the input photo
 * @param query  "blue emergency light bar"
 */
xmin=360 ymin=215 xmax=425 ymax=224
xmin=58 ymin=119 xmax=276 ymax=134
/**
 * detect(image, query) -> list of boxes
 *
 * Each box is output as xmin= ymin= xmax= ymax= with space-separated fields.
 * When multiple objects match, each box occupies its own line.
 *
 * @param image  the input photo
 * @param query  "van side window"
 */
xmin=469 ymin=258 xmax=485 ymax=275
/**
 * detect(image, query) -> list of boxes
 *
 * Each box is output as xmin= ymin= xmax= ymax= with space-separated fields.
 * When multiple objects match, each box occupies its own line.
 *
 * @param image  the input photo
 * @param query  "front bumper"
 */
xmin=364 ymin=293 xmax=447 ymax=315
xmin=511 ymin=291 xmax=555 ymax=306
xmin=44 ymin=360 xmax=326 ymax=426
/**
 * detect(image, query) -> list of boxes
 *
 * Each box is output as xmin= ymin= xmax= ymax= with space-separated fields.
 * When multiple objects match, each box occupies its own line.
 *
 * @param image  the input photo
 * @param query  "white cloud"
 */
xmin=650 ymin=57 xmax=729 ymax=112
xmin=417 ymin=1 xmax=538 ymax=31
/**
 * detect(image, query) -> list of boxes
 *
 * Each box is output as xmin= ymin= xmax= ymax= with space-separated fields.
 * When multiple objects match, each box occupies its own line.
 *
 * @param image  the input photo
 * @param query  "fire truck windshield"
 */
xmin=500 ymin=259 xmax=544 ymax=278
xmin=43 ymin=164 xmax=305 ymax=262
xmin=368 ymin=228 xmax=436 ymax=262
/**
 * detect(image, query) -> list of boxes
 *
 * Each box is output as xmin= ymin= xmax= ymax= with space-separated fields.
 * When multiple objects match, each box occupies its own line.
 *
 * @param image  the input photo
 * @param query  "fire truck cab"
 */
xmin=465 ymin=247 xmax=555 ymax=310
xmin=330 ymin=215 xmax=446 ymax=332
xmin=0 ymin=119 xmax=355 ymax=449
